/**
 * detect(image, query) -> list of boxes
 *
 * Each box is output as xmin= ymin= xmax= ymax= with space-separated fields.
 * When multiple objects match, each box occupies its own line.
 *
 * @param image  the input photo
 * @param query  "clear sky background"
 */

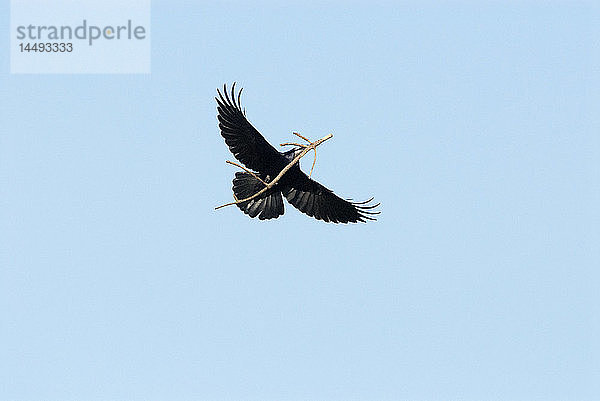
xmin=1 ymin=1 xmax=599 ymax=400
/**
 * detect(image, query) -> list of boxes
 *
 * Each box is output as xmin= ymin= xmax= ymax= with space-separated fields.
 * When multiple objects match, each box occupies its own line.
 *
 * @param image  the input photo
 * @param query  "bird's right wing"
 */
xmin=216 ymin=83 xmax=284 ymax=173
xmin=283 ymin=172 xmax=380 ymax=223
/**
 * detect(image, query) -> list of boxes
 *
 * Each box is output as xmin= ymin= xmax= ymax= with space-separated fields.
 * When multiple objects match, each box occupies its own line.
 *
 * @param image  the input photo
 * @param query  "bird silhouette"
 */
xmin=216 ymin=83 xmax=380 ymax=223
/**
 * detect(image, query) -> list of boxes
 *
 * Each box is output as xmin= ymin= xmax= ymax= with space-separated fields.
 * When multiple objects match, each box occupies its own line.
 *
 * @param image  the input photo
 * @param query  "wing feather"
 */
xmin=283 ymin=172 xmax=380 ymax=224
xmin=216 ymin=84 xmax=285 ymax=174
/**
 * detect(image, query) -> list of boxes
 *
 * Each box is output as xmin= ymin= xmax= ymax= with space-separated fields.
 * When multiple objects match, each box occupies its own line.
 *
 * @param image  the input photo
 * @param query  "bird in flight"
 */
xmin=216 ymin=83 xmax=380 ymax=223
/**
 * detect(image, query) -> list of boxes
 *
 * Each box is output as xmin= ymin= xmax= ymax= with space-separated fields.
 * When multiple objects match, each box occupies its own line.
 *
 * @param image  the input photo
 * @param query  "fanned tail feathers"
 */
xmin=232 ymin=172 xmax=284 ymax=220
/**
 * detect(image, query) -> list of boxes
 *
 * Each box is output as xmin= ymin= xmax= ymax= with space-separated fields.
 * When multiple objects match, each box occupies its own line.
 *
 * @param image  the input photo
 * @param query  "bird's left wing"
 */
xmin=216 ymin=83 xmax=285 ymax=174
xmin=282 ymin=172 xmax=380 ymax=223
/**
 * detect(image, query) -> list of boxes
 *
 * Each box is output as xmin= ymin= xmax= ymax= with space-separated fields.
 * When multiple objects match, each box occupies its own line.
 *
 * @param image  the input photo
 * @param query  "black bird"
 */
xmin=216 ymin=83 xmax=380 ymax=223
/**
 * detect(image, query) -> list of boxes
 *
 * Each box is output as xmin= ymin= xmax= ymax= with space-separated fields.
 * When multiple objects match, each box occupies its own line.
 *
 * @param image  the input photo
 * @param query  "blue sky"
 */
xmin=1 ymin=1 xmax=599 ymax=400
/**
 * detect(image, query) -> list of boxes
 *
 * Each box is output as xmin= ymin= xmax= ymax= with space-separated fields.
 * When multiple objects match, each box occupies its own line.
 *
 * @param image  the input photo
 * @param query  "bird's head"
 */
xmin=283 ymin=146 xmax=305 ymax=160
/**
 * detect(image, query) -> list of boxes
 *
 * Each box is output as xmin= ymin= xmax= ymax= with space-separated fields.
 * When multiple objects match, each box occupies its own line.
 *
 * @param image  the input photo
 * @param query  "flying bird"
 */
xmin=216 ymin=83 xmax=380 ymax=223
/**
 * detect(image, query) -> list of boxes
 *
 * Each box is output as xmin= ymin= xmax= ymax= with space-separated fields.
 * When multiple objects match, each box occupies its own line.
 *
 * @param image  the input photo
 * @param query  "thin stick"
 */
xmin=308 ymin=148 xmax=317 ymax=179
xmin=225 ymin=160 xmax=268 ymax=186
xmin=215 ymin=133 xmax=333 ymax=210
xmin=293 ymin=132 xmax=312 ymax=143
xmin=279 ymin=142 xmax=305 ymax=147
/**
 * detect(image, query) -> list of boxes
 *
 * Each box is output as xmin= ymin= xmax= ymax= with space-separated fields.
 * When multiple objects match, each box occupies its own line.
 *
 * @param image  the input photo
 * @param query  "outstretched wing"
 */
xmin=216 ymin=83 xmax=284 ymax=174
xmin=282 ymin=173 xmax=380 ymax=223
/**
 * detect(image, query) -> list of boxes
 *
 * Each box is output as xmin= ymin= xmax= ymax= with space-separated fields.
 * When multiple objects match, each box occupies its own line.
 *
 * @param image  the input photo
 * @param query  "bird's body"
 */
xmin=216 ymin=83 xmax=379 ymax=223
